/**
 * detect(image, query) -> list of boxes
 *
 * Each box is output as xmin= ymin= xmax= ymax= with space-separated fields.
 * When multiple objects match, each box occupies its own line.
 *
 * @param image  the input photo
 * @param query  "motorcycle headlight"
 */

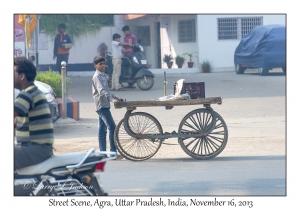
xmin=45 ymin=93 xmax=55 ymax=102
xmin=140 ymin=46 xmax=144 ymax=52
xmin=133 ymin=56 xmax=139 ymax=64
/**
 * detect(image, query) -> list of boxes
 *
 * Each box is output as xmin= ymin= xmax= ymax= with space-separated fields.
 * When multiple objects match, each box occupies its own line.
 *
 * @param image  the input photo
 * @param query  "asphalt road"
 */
xmin=100 ymin=155 xmax=285 ymax=196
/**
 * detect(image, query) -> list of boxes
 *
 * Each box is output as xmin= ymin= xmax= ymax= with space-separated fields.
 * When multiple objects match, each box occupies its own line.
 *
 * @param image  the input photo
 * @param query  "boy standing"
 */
xmin=111 ymin=33 xmax=132 ymax=91
xmin=92 ymin=56 xmax=124 ymax=160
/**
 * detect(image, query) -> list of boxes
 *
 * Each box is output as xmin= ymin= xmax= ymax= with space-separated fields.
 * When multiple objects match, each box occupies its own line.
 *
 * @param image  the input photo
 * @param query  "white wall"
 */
xmin=167 ymin=15 xmax=198 ymax=68
xmin=122 ymin=14 xmax=198 ymax=69
xmin=263 ymin=15 xmax=286 ymax=25
xmin=38 ymin=26 xmax=123 ymax=66
xmin=197 ymin=14 xmax=286 ymax=72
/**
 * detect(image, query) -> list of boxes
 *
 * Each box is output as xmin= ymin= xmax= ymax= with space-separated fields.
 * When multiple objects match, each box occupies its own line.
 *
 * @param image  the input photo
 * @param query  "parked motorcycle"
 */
xmin=105 ymin=43 xmax=155 ymax=91
xmin=14 ymin=148 xmax=116 ymax=196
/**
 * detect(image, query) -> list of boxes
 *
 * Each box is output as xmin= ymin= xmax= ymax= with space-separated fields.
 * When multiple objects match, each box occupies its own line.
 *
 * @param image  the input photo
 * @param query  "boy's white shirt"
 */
xmin=111 ymin=41 xmax=123 ymax=59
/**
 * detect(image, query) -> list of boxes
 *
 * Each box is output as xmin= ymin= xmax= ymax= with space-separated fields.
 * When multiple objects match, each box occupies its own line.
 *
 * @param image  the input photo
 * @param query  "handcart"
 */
xmin=113 ymin=97 xmax=228 ymax=161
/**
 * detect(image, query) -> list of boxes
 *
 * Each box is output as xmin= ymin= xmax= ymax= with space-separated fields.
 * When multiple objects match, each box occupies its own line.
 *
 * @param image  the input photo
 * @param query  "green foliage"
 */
xmin=39 ymin=14 xmax=114 ymax=42
xmin=175 ymin=55 xmax=185 ymax=63
xmin=200 ymin=59 xmax=212 ymax=68
xmin=163 ymin=54 xmax=173 ymax=63
xmin=35 ymin=68 xmax=71 ymax=98
xmin=183 ymin=52 xmax=198 ymax=62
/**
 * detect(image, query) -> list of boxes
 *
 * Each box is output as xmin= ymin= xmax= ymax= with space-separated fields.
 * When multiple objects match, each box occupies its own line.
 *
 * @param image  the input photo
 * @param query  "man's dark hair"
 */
xmin=58 ymin=23 xmax=66 ymax=29
xmin=112 ymin=33 xmax=121 ymax=40
xmin=122 ymin=25 xmax=130 ymax=32
xmin=14 ymin=57 xmax=37 ymax=82
xmin=93 ymin=56 xmax=105 ymax=64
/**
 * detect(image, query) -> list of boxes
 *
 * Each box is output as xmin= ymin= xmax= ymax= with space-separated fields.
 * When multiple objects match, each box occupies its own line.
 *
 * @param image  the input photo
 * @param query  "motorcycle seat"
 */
xmin=15 ymin=152 xmax=88 ymax=175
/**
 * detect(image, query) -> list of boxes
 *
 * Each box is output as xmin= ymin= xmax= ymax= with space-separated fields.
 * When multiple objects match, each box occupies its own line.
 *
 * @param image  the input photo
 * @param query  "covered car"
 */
xmin=234 ymin=24 xmax=286 ymax=75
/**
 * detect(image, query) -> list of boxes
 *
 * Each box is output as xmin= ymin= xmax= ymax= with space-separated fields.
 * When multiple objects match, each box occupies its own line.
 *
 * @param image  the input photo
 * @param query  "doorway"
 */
xmin=155 ymin=22 xmax=161 ymax=68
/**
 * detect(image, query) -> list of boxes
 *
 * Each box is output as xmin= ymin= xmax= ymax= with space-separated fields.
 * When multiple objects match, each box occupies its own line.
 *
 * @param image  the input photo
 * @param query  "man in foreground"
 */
xmin=14 ymin=57 xmax=54 ymax=170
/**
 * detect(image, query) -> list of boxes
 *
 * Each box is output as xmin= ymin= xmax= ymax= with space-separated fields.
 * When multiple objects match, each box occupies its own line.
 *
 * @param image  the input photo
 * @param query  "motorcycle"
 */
xmin=14 ymin=148 xmax=116 ymax=196
xmin=105 ymin=43 xmax=155 ymax=91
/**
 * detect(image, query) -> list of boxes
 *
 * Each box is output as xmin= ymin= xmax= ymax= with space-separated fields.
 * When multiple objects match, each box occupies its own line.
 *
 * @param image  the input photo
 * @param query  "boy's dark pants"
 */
xmin=96 ymin=108 xmax=117 ymax=152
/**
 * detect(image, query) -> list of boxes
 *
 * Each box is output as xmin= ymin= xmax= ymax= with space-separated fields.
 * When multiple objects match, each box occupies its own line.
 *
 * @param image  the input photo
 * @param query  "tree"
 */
xmin=39 ymin=14 xmax=114 ymax=41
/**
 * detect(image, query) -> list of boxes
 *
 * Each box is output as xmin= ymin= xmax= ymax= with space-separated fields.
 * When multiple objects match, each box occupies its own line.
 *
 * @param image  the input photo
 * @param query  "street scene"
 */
xmin=53 ymin=69 xmax=285 ymax=195
xmin=13 ymin=14 xmax=286 ymax=199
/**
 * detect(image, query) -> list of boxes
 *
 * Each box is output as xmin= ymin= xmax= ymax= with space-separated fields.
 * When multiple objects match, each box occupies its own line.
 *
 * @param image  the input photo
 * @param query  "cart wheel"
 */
xmin=114 ymin=112 xmax=163 ymax=161
xmin=178 ymin=109 xmax=228 ymax=160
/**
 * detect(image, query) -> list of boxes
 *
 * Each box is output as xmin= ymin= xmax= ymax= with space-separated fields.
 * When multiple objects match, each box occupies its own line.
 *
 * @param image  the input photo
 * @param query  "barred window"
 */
xmin=241 ymin=17 xmax=263 ymax=38
xmin=137 ymin=26 xmax=151 ymax=46
xmin=217 ymin=18 xmax=238 ymax=40
xmin=178 ymin=19 xmax=196 ymax=43
xmin=218 ymin=17 xmax=263 ymax=40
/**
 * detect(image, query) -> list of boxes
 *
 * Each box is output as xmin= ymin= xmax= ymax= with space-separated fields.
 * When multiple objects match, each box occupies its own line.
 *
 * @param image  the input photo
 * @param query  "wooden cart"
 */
xmin=113 ymin=97 xmax=228 ymax=161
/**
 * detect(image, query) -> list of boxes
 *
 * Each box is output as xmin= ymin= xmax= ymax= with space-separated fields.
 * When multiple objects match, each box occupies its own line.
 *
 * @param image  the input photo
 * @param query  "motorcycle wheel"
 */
xmin=136 ymin=76 xmax=154 ymax=91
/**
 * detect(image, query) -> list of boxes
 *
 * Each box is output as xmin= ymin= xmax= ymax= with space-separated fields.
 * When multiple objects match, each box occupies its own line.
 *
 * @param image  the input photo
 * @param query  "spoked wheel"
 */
xmin=114 ymin=112 xmax=163 ymax=161
xmin=178 ymin=108 xmax=228 ymax=160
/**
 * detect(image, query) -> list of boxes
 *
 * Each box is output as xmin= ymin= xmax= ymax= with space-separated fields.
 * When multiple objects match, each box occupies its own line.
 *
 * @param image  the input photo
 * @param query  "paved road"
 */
xmin=56 ymin=69 xmax=286 ymax=196
xmin=100 ymin=155 xmax=285 ymax=196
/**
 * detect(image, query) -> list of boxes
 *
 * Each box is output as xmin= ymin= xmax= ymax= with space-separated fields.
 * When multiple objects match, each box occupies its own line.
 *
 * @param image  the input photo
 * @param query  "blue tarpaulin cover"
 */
xmin=234 ymin=24 xmax=286 ymax=69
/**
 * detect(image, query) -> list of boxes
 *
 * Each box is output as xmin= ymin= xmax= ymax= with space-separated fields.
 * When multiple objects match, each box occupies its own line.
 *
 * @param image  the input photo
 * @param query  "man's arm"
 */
xmin=112 ymin=41 xmax=132 ymax=47
xmin=14 ymin=92 xmax=31 ymax=127
xmin=121 ymin=48 xmax=132 ymax=53
xmin=67 ymin=34 xmax=72 ymax=43
xmin=118 ymin=42 xmax=132 ymax=47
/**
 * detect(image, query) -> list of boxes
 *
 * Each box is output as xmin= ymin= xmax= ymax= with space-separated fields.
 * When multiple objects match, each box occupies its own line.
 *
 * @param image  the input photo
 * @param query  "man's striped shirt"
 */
xmin=14 ymin=84 xmax=54 ymax=144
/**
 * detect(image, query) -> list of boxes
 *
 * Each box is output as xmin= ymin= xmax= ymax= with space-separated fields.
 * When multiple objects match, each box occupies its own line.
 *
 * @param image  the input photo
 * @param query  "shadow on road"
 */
xmin=149 ymin=178 xmax=286 ymax=196
xmin=149 ymin=155 xmax=286 ymax=162
xmin=242 ymin=72 xmax=285 ymax=77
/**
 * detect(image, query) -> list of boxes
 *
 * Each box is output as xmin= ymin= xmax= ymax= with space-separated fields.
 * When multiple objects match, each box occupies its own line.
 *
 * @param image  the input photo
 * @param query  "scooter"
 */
xmin=14 ymin=148 xmax=116 ymax=196
xmin=105 ymin=43 xmax=155 ymax=91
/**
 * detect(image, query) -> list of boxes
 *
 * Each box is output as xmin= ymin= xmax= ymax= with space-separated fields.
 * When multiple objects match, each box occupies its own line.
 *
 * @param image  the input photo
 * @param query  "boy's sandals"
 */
xmin=114 ymin=154 xmax=125 ymax=160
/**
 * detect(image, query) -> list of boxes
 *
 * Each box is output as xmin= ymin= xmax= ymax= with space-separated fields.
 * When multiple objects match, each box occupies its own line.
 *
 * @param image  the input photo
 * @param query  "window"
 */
xmin=178 ymin=19 xmax=196 ymax=43
xmin=218 ymin=17 xmax=263 ymax=40
xmin=137 ymin=26 xmax=151 ymax=46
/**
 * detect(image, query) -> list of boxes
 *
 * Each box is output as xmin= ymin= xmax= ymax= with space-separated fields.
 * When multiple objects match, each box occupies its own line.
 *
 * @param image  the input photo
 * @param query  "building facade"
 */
xmin=30 ymin=14 xmax=286 ymax=73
